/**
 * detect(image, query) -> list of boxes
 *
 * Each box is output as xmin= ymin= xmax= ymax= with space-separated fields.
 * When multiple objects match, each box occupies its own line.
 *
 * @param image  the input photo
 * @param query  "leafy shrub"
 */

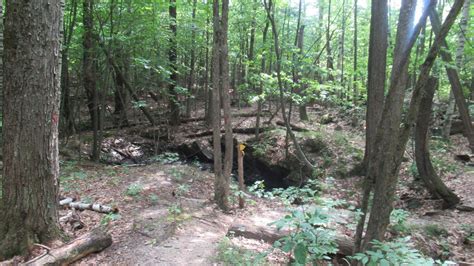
xmin=390 ymin=209 xmax=410 ymax=234
xmin=271 ymin=207 xmax=338 ymax=264
xmin=125 ymin=183 xmax=143 ymax=197
xmin=351 ymin=237 xmax=455 ymax=266
xmin=151 ymin=152 xmax=180 ymax=164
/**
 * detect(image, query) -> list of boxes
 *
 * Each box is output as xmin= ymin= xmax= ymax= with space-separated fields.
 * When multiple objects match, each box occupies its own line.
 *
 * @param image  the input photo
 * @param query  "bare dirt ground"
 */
xmin=13 ymin=104 xmax=472 ymax=265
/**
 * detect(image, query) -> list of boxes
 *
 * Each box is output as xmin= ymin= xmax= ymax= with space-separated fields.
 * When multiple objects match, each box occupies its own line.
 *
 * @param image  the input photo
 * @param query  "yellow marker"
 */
xmin=239 ymin=143 xmax=246 ymax=156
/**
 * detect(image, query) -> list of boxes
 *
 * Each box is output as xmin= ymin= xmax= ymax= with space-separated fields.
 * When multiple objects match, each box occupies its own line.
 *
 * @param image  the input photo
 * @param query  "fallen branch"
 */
xmin=28 ymin=227 xmax=112 ymax=266
xmin=227 ymin=223 xmax=353 ymax=256
xmin=186 ymin=127 xmax=273 ymax=138
xmin=60 ymin=197 xmax=118 ymax=214
xmin=276 ymin=121 xmax=309 ymax=132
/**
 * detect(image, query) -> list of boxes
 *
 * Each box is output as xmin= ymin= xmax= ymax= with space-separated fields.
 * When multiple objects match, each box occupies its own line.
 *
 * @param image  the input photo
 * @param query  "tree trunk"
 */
xmin=60 ymin=0 xmax=78 ymax=137
xmin=0 ymin=0 xmax=63 ymax=259
xmin=185 ymin=0 xmax=198 ymax=118
xmin=415 ymin=77 xmax=460 ymax=208
xmin=168 ymin=0 xmax=180 ymax=126
xmin=352 ymin=0 xmax=358 ymax=106
xmin=0 ymin=1 xmax=3 ymax=152
xmin=212 ymin=0 xmax=233 ymax=211
xmin=255 ymin=17 xmax=270 ymax=140
xmin=360 ymin=0 xmax=388 ymax=173
xmin=83 ymin=0 xmax=101 ymax=162
xmin=354 ymin=0 xmax=389 ymax=253
xmin=430 ymin=4 xmax=474 ymax=151
xmin=326 ymin=0 xmax=334 ymax=81
xmin=264 ymin=0 xmax=314 ymax=171
xmin=362 ymin=0 xmax=463 ymax=249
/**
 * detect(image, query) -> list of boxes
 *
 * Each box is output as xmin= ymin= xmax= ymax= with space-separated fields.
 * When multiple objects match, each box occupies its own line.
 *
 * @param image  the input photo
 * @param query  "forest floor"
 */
xmin=38 ymin=104 xmax=474 ymax=265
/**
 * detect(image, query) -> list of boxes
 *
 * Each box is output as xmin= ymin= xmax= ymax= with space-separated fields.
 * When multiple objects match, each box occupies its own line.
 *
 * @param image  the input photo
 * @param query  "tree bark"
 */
xmin=0 ymin=0 xmax=63 ymax=259
xmin=361 ymin=0 xmax=388 ymax=173
xmin=415 ymin=77 xmax=460 ymax=208
xmin=212 ymin=0 xmax=233 ymax=211
xmin=354 ymin=0 xmax=389 ymax=253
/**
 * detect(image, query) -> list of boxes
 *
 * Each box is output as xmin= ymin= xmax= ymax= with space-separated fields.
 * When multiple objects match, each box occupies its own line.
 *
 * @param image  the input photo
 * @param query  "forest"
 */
xmin=0 ymin=0 xmax=473 ymax=265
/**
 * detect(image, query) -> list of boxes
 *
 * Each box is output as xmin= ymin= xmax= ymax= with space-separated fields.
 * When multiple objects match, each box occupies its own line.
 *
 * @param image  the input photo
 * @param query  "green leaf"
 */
xmin=294 ymin=243 xmax=307 ymax=265
xmin=380 ymin=259 xmax=390 ymax=266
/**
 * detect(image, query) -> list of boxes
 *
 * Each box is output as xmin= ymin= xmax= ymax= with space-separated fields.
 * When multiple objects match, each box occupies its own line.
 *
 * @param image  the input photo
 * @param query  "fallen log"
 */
xmin=276 ymin=121 xmax=309 ymax=132
xmin=227 ymin=223 xmax=353 ymax=256
xmin=60 ymin=197 xmax=118 ymax=214
xmin=186 ymin=127 xmax=273 ymax=138
xmin=27 ymin=227 xmax=112 ymax=265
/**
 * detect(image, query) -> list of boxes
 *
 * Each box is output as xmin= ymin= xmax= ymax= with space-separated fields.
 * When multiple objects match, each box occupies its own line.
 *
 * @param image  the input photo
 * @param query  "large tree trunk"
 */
xmin=0 ymin=0 xmax=3 ymax=153
xmin=0 ymin=0 xmax=63 ymax=259
xmin=429 ymin=6 xmax=474 ymax=152
xmin=415 ymin=77 xmax=460 ymax=208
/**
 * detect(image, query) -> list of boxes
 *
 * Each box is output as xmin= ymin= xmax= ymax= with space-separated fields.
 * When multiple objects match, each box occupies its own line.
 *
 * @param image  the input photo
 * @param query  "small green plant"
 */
xmin=350 ymin=237 xmax=455 ymax=266
xmin=216 ymin=237 xmax=268 ymax=265
xmin=424 ymin=224 xmax=448 ymax=238
xmin=272 ymin=179 xmax=321 ymax=206
xmin=271 ymin=207 xmax=338 ymax=264
xmin=101 ymin=213 xmax=121 ymax=225
xmin=409 ymin=162 xmax=419 ymax=179
xmin=125 ymin=183 xmax=143 ymax=197
xmin=461 ymin=224 xmax=474 ymax=244
xmin=151 ymin=152 xmax=180 ymax=164
xmin=390 ymin=209 xmax=410 ymax=234
xmin=168 ymin=167 xmax=184 ymax=181
xmin=148 ymin=194 xmax=159 ymax=205
xmin=432 ymin=156 xmax=457 ymax=174
xmin=248 ymin=180 xmax=268 ymax=198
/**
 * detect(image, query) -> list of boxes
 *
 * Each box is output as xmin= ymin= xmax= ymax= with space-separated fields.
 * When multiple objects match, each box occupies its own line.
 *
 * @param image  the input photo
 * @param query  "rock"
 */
xmin=320 ymin=114 xmax=334 ymax=124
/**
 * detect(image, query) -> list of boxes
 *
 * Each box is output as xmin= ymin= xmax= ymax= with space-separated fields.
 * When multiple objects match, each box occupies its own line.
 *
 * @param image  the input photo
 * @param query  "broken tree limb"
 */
xmin=227 ymin=223 xmax=353 ymax=256
xmin=27 ymin=227 xmax=112 ymax=266
xmin=69 ymin=202 xmax=118 ymax=214
xmin=60 ymin=197 xmax=118 ymax=214
xmin=276 ymin=121 xmax=309 ymax=132
xmin=186 ymin=127 xmax=273 ymax=138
